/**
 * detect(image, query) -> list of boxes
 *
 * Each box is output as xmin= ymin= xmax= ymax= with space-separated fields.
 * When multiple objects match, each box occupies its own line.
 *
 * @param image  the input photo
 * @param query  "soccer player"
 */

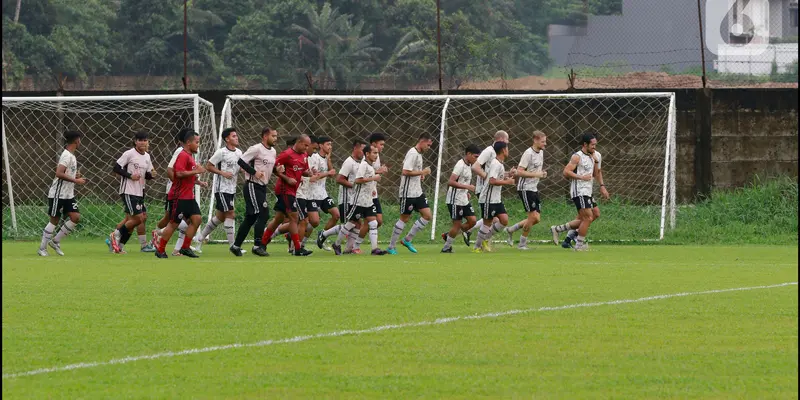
xmin=108 ymin=131 xmax=156 ymax=254
xmin=154 ymin=131 xmax=205 ymax=258
xmin=38 ymin=130 xmax=86 ymax=256
xmin=151 ymin=128 xmax=193 ymax=254
xmin=230 ymin=127 xmax=278 ymax=257
xmin=441 ymin=144 xmax=480 ymax=253
xmin=552 ymin=134 xmax=610 ymax=249
xmin=334 ymin=144 xmax=387 ymax=255
xmin=317 ymin=139 xmax=366 ymax=250
xmin=473 ymin=141 xmax=515 ymax=252
xmin=551 ymin=132 xmax=603 ymax=251
xmin=467 ymin=130 xmax=512 ymax=248
xmin=260 ymin=134 xmax=313 ymax=256
xmin=193 ymin=127 xmax=243 ymax=251
xmin=367 ymin=133 xmax=389 ymax=229
xmin=386 ymin=133 xmax=434 ymax=255
xmin=504 ymin=130 xmax=548 ymax=250
xmin=308 ymin=136 xmax=339 ymax=251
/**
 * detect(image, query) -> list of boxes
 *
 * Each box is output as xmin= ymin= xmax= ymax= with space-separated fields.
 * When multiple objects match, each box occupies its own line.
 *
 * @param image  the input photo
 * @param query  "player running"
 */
xmin=473 ymin=141 xmax=515 ymax=252
xmin=467 ymin=130 xmax=512 ymax=249
xmin=440 ymin=144 xmax=480 ymax=253
xmin=387 ymin=133 xmax=434 ymax=254
xmin=38 ymin=130 xmax=87 ymax=256
xmin=192 ymin=127 xmax=243 ymax=251
xmin=108 ymin=131 xmax=156 ymax=254
xmin=334 ymin=144 xmax=387 ymax=255
xmin=307 ymin=136 xmax=340 ymax=251
xmin=317 ymin=139 xmax=366 ymax=251
xmin=504 ymin=130 xmax=548 ymax=250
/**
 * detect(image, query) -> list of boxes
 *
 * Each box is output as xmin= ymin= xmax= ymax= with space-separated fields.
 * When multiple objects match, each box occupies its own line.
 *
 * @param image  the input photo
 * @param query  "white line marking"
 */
xmin=3 ymin=282 xmax=796 ymax=379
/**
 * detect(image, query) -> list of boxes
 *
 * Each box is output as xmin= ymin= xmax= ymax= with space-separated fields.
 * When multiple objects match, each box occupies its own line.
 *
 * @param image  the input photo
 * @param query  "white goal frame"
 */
xmin=213 ymin=93 xmax=677 ymax=242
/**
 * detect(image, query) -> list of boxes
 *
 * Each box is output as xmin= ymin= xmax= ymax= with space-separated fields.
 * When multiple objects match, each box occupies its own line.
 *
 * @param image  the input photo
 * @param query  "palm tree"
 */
xmin=291 ymin=2 xmax=350 ymax=87
xmin=328 ymin=19 xmax=382 ymax=88
xmin=380 ymin=28 xmax=429 ymax=77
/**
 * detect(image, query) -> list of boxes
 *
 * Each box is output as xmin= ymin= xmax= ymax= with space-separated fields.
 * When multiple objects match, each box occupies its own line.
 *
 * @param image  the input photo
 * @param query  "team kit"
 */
xmin=37 ymin=127 xmax=609 ymax=258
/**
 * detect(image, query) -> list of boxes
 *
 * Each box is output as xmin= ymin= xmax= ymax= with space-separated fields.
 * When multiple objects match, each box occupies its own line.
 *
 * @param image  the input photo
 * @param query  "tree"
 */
xmin=291 ymin=2 xmax=350 ymax=87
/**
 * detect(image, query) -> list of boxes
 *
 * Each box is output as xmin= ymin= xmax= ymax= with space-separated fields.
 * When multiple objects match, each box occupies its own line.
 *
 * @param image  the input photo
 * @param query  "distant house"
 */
xmin=548 ymin=0 xmax=798 ymax=76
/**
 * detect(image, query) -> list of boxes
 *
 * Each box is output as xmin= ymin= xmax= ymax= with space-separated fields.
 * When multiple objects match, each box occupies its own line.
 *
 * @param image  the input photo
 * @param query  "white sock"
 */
xmin=354 ymin=235 xmax=364 ymax=249
xmin=507 ymin=222 xmax=522 ymax=233
xmin=175 ymin=224 xmax=187 ymax=251
xmin=53 ymin=220 xmax=77 ymax=243
xmin=519 ymin=235 xmax=528 ymax=247
xmin=138 ymin=234 xmax=147 ymax=247
xmin=468 ymin=220 xmax=483 ymax=233
xmin=368 ymin=220 xmax=379 ymax=250
xmin=40 ymin=222 xmax=57 ymax=250
xmin=199 ymin=216 xmax=221 ymax=241
xmin=404 ymin=218 xmax=429 ymax=242
xmin=389 ymin=220 xmax=406 ymax=249
xmin=491 ymin=221 xmax=505 ymax=235
xmin=576 ymin=235 xmax=585 ymax=244
xmin=224 ymin=218 xmax=235 ymax=246
xmin=346 ymin=228 xmax=358 ymax=250
xmin=271 ymin=229 xmax=283 ymax=240
xmin=443 ymin=234 xmax=455 ymax=250
xmin=113 ymin=229 xmax=122 ymax=242
xmin=555 ymin=223 xmax=572 ymax=232
xmin=567 ymin=230 xmax=578 ymax=240
xmin=474 ymin=223 xmax=492 ymax=249
xmin=335 ymin=222 xmax=355 ymax=246
xmin=323 ymin=225 xmax=340 ymax=238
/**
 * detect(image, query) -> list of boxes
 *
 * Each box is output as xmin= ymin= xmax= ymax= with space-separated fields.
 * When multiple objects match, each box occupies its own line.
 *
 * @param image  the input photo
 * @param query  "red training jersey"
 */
xmin=169 ymin=150 xmax=197 ymax=200
xmin=274 ymin=148 xmax=309 ymax=196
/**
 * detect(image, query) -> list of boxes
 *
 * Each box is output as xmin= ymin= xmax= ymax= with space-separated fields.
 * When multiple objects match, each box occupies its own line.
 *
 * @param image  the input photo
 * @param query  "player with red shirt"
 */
xmin=155 ymin=131 xmax=206 ymax=258
xmin=261 ymin=134 xmax=313 ymax=256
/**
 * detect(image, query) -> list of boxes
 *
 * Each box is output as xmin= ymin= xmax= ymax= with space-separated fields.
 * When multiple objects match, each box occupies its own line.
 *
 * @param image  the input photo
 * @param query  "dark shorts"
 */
xmin=480 ymin=202 xmax=507 ymax=220
xmin=338 ymin=203 xmax=352 ymax=223
xmin=373 ymin=198 xmax=383 ymax=215
xmin=295 ymin=198 xmax=308 ymax=220
xmin=518 ymin=190 xmax=541 ymax=213
xmin=348 ymin=204 xmax=376 ymax=221
xmin=121 ymin=194 xmax=146 ymax=215
xmin=572 ymin=196 xmax=595 ymax=211
xmin=215 ymin=192 xmax=235 ymax=213
xmin=274 ymin=193 xmax=299 ymax=215
xmin=47 ymin=197 xmax=78 ymax=218
xmin=243 ymin=182 xmax=269 ymax=216
xmin=400 ymin=195 xmax=429 ymax=215
xmin=447 ymin=203 xmax=475 ymax=220
xmin=308 ymin=197 xmax=334 ymax=213
xmin=168 ymin=199 xmax=201 ymax=223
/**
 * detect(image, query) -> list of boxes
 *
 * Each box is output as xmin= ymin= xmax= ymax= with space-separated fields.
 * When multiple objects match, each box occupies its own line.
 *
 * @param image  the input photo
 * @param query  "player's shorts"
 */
xmin=373 ymin=198 xmax=383 ymax=215
xmin=274 ymin=193 xmax=299 ymax=215
xmin=47 ymin=197 xmax=78 ymax=217
xmin=518 ymin=190 xmax=541 ymax=213
xmin=572 ymin=195 xmax=595 ymax=211
xmin=480 ymin=202 xmax=507 ymax=220
xmin=295 ymin=197 xmax=308 ymax=220
xmin=400 ymin=195 xmax=429 ymax=215
xmin=338 ymin=203 xmax=353 ymax=223
xmin=121 ymin=194 xmax=146 ymax=215
xmin=215 ymin=192 xmax=235 ymax=213
xmin=308 ymin=197 xmax=334 ymax=213
xmin=168 ymin=199 xmax=201 ymax=223
xmin=447 ymin=203 xmax=475 ymax=220
xmin=243 ymin=181 xmax=269 ymax=216
xmin=347 ymin=204 xmax=376 ymax=221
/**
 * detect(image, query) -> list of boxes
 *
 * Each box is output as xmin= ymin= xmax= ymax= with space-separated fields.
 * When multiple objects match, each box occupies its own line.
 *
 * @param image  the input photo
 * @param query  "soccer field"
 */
xmin=2 ymin=241 xmax=797 ymax=399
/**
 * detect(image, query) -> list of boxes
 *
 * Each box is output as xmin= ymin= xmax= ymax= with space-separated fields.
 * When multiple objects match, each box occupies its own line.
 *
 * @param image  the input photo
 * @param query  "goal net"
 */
xmin=212 ymin=93 xmax=676 ymax=243
xmin=2 ymin=94 xmax=216 ymax=239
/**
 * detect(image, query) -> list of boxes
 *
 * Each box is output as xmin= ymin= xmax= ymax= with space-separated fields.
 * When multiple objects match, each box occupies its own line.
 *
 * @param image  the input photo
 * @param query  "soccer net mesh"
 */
xmin=2 ymin=95 xmax=216 ymax=239
xmin=213 ymin=94 xmax=676 ymax=243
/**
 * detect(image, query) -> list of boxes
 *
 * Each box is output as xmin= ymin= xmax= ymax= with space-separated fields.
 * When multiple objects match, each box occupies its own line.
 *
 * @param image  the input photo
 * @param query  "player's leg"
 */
xmin=39 ymin=198 xmax=64 ymax=256
xmin=365 ymin=213 xmax=385 ymax=255
xmin=473 ymin=202 xmax=493 ymax=251
xmin=48 ymin=200 xmax=80 ymax=256
xmin=332 ymin=205 xmax=359 ymax=255
xmin=108 ymin=215 xmax=128 ymax=253
xmin=387 ymin=199 xmax=414 ymax=254
xmin=402 ymin=199 xmax=431 ymax=253
xmin=316 ymin=200 xmax=339 ymax=250
xmin=441 ymin=204 xmax=462 ymax=253
xmin=232 ymin=183 xmax=259 ymax=256
xmin=195 ymin=193 xmax=228 ymax=250
xmin=517 ymin=210 xmax=540 ymax=250
xmin=304 ymin=209 xmax=320 ymax=248
xmin=136 ymin=212 xmax=154 ymax=252
xmin=155 ymin=199 xmax=183 ymax=258
xmin=573 ymin=197 xmax=594 ymax=251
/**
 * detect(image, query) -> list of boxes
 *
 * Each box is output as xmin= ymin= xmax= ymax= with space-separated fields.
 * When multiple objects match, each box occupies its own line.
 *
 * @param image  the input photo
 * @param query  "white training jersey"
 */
xmin=165 ymin=146 xmax=183 ymax=194
xmin=116 ymin=148 xmax=154 ymax=197
xmin=569 ymin=150 xmax=596 ymax=198
xmin=48 ymin=149 xmax=78 ymax=199
xmin=372 ymin=153 xmax=381 ymax=199
xmin=240 ymin=143 xmax=277 ymax=186
xmin=446 ymin=159 xmax=472 ymax=206
xmin=353 ymin=160 xmax=377 ymax=208
xmin=208 ymin=146 xmax=243 ymax=195
xmin=307 ymin=152 xmax=330 ymax=201
xmin=517 ymin=147 xmax=544 ymax=192
xmin=296 ymin=167 xmax=311 ymax=200
xmin=474 ymin=145 xmax=496 ymax=195
xmin=337 ymin=156 xmax=360 ymax=206
xmin=479 ymin=159 xmax=506 ymax=204
xmin=399 ymin=147 xmax=424 ymax=199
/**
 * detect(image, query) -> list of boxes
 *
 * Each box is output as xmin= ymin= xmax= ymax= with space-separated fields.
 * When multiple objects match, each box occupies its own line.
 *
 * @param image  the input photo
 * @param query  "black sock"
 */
xmin=119 ymin=225 xmax=131 ymax=244
xmin=253 ymin=211 xmax=269 ymax=247
xmin=234 ymin=214 xmax=258 ymax=247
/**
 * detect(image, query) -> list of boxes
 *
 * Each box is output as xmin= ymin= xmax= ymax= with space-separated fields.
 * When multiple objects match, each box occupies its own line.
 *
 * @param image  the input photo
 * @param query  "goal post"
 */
xmin=209 ymin=93 xmax=676 ymax=244
xmin=1 ymin=94 xmax=216 ymax=239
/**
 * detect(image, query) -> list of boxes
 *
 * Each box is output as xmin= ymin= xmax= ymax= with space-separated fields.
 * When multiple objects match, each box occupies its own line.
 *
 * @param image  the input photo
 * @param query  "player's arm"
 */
xmin=145 ymin=159 xmax=156 ymax=180
xmin=594 ymin=156 xmax=609 ymax=199
xmin=355 ymin=165 xmax=380 ymax=184
xmin=175 ymin=157 xmax=205 ymax=178
xmin=273 ymin=153 xmax=295 ymax=185
xmin=471 ymin=149 xmax=492 ymax=179
xmin=489 ymin=171 xmax=514 ymax=186
xmin=55 ymin=164 xmax=86 ymax=184
xmin=448 ymin=165 xmax=474 ymax=192
xmin=401 ymin=155 xmax=430 ymax=177
xmin=563 ymin=155 xmax=590 ymax=181
xmin=113 ymin=152 xmax=140 ymax=181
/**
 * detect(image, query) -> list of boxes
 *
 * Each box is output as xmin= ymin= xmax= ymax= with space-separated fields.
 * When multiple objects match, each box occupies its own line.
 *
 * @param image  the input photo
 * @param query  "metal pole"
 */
xmin=436 ymin=0 xmax=443 ymax=93
xmin=429 ymin=97 xmax=450 ymax=241
xmin=2 ymin=114 xmax=18 ymax=232
xmin=183 ymin=0 xmax=188 ymax=91
xmin=696 ymin=0 xmax=708 ymax=88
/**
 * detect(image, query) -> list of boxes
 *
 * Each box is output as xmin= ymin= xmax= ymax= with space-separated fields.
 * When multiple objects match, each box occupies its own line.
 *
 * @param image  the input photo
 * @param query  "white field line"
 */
xmin=3 ymin=282 xmax=796 ymax=379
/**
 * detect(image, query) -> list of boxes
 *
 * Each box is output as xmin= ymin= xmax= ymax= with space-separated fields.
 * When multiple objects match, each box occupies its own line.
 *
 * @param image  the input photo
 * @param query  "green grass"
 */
xmin=2 ymin=241 xmax=797 ymax=399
